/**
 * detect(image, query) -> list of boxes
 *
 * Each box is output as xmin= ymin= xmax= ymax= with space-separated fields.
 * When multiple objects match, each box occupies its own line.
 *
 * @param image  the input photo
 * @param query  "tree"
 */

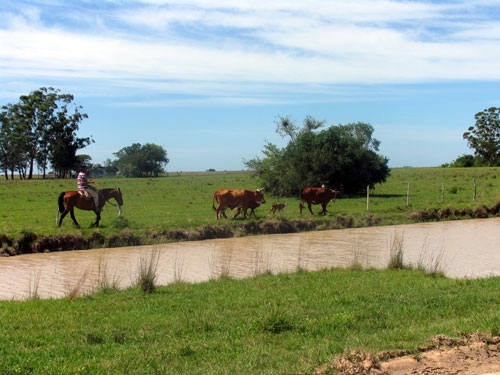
xmin=49 ymin=97 xmax=92 ymax=178
xmin=0 ymin=87 xmax=92 ymax=179
xmin=0 ymin=105 xmax=28 ymax=179
xmin=245 ymin=117 xmax=390 ymax=196
xmin=113 ymin=143 xmax=169 ymax=177
xmin=463 ymin=107 xmax=500 ymax=167
xmin=447 ymin=154 xmax=487 ymax=168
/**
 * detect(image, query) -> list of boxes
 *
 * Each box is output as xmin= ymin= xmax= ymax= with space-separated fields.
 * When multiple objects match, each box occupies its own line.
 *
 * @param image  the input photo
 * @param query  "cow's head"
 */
xmin=330 ymin=189 xmax=341 ymax=201
xmin=255 ymin=187 xmax=265 ymax=204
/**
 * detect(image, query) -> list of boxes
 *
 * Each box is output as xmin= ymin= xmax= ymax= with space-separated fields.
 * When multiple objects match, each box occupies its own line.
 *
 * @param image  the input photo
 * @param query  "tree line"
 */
xmin=0 ymin=87 xmax=92 ymax=179
xmin=3 ymin=87 xmax=499 ymax=192
xmin=0 ymin=88 xmax=169 ymax=179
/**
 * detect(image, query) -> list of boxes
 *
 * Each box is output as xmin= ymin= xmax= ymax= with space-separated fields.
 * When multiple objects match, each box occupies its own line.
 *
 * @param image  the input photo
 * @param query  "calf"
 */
xmin=269 ymin=202 xmax=287 ymax=214
xmin=234 ymin=200 xmax=261 ymax=219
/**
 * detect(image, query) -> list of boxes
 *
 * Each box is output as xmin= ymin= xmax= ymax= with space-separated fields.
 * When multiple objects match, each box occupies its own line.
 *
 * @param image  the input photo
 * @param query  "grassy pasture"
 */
xmin=1 ymin=167 xmax=500 ymax=249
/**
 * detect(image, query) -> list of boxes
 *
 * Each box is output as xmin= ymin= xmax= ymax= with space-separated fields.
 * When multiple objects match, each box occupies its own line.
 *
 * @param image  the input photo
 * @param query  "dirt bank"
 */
xmin=315 ymin=333 xmax=500 ymax=375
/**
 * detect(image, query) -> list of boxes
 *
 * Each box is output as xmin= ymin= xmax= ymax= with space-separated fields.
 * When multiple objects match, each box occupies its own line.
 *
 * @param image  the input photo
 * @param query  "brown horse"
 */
xmin=57 ymin=188 xmax=123 ymax=228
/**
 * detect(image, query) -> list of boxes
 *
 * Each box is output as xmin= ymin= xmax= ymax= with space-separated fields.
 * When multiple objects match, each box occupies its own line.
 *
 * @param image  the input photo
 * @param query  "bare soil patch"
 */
xmin=315 ymin=333 xmax=500 ymax=375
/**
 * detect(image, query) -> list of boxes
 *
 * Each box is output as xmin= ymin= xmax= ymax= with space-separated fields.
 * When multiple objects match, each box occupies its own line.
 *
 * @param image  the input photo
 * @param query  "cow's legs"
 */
xmin=216 ymin=207 xmax=228 ymax=220
xmin=233 ymin=207 xmax=246 ymax=219
xmin=307 ymin=203 xmax=314 ymax=215
xmin=234 ymin=207 xmax=254 ymax=219
xmin=320 ymin=203 xmax=328 ymax=215
xmin=233 ymin=208 xmax=242 ymax=219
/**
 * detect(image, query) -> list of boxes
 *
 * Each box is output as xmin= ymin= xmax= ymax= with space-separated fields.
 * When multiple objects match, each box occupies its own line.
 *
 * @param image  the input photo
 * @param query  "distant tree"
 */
xmin=113 ymin=143 xmax=169 ymax=177
xmin=463 ymin=107 xmax=500 ymax=167
xmin=245 ymin=117 xmax=390 ymax=195
xmin=447 ymin=154 xmax=488 ymax=168
xmin=76 ymin=154 xmax=93 ymax=169
xmin=103 ymin=158 xmax=119 ymax=175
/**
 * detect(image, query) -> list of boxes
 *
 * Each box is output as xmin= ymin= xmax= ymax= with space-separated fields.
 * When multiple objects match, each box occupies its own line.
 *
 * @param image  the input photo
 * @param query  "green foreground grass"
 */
xmin=1 ymin=268 xmax=499 ymax=375
xmin=2 ymin=167 xmax=500 ymax=252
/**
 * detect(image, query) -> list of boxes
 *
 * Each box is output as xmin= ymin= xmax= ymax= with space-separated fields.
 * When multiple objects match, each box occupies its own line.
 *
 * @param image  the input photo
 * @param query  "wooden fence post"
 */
xmin=406 ymin=183 xmax=410 ymax=206
xmin=366 ymin=185 xmax=370 ymax=211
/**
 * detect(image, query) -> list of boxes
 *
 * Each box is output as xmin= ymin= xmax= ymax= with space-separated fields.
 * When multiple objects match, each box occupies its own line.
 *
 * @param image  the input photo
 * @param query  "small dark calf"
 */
xmin=269 ymin=202 xmax=287 ymax=214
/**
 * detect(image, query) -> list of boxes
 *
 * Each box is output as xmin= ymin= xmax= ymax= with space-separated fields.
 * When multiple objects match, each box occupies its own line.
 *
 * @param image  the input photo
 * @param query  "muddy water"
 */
xmin=1 ymin=218 xmax=499 ymax=300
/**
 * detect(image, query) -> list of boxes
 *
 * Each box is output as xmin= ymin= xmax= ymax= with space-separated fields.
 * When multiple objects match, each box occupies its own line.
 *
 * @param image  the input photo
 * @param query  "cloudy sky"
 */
xmin=1 ymin=1 xmax=500 ymax=171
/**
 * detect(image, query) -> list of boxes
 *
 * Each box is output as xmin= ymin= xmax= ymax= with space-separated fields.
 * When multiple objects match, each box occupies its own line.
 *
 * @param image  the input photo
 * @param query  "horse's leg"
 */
xmin=91 ymin=210 xmax=101 ymax=227
xmin=58 ymin=209 xmax=69 ymax=227
xmin=69 ymin=208 xmax=80 ymax=228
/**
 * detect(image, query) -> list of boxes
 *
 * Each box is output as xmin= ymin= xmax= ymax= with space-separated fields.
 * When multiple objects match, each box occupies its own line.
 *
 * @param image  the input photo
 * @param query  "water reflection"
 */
xmin=1 ymin=218 xmax=499 ymax=300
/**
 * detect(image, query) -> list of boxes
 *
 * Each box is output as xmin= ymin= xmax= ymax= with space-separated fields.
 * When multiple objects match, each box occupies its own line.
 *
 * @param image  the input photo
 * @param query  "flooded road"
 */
xmin=1 ymin=218 xmax=499 ymax=300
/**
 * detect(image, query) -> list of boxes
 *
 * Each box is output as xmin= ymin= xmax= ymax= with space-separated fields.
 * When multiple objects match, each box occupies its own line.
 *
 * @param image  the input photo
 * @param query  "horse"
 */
xmin=57 ymin=188 xmax=123 ymax=228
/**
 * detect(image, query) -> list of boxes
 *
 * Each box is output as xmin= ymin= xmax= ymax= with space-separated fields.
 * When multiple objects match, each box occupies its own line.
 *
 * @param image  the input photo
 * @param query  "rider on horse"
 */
xmin=77 ymin=165 xmax=100 ymax=211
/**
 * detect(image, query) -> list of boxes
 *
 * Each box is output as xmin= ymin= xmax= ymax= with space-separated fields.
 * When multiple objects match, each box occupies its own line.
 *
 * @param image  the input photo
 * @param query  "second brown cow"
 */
xmin=299 ymin=187 xmax=340 ymax=215
xmin=212 ymin=188 xmax=265 ymax=219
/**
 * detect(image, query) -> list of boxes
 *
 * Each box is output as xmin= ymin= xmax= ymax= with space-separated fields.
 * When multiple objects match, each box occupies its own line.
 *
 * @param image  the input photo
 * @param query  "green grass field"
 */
xmin=1 ymin=167 xmax=500 ymax=251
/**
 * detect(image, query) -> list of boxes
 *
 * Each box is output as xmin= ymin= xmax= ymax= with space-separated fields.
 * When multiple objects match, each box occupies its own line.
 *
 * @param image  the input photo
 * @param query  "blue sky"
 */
xmin=1 ymin=1 xmax=500 ymax=172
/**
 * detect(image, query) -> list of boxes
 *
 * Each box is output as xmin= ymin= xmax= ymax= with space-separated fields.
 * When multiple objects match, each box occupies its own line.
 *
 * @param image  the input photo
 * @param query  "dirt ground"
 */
xmin=315 ymin=333 xmax=500 ymax=375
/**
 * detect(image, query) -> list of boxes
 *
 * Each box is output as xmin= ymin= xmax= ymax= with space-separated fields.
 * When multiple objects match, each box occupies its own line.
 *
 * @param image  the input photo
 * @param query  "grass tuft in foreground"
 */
xmin=388 ymin=230 xmax=405 ymax=269
xmin=136 ymin=248 xmax=161 ymax=293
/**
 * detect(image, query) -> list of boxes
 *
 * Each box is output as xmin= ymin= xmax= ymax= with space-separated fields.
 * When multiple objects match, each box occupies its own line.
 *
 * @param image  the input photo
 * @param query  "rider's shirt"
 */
xmin=77 ymin=172 xmax=89 ymax=190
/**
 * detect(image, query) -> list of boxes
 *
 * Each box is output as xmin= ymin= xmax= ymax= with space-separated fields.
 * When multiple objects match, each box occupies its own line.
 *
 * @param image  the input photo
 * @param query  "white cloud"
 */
xmin=1 ymin=1 xmax=500 ymax=100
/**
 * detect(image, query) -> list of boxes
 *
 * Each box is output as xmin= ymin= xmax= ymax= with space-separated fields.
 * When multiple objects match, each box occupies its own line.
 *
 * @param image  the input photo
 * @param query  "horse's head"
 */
xmin=113 ymin=188 xmax=124 ymax=216
xmin=115 ymin=188 xmax=124 ymax=206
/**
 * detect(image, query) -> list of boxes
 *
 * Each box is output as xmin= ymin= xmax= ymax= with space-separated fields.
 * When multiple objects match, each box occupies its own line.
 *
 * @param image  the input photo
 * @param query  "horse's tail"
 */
xmin=58 ymin=192 xmax=66 ymax=213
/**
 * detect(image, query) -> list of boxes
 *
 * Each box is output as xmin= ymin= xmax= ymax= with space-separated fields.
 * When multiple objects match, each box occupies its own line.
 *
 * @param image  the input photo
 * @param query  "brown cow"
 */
xmin=299 ymin=187 xmax=340 ymax=215
xmin=212 ymin=188 xmax=265 ymax=220
xmin=269 ymin=202 xmax=287 ymax=214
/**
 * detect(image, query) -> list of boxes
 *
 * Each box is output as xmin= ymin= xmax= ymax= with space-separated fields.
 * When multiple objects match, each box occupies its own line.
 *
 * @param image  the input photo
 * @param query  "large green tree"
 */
xmin=113 ymin=143 xmax=169 ymax=177
xmin=245 ymin=116 xmax=390 ymax=196
xmin=0 ymin=105 xmax=27 ymax=179
xmin=463 ymin=107 xmax=500 ymax=166
xmin=0 ymin=87 xmax=92 ymax=179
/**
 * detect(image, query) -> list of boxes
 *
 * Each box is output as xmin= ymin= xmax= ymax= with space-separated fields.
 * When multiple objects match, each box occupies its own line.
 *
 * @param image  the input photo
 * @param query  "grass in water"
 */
xmin=136 ymin=248 xmax=161 ymax=293
xmin=388 ymin=230 xmax=405 ymax=269
xmin=95 ymin=255 xmax=121 ymax=293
